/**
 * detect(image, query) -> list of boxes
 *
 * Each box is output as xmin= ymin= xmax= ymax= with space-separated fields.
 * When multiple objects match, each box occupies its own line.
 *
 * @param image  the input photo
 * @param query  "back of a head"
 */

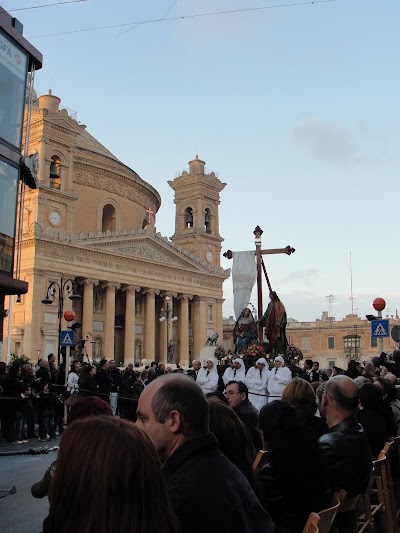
xmin=281 ymin=377 xmax=317 ymax=417
xmin=48 ymin=417 xmax=176 ymax=533
xmin=259 ymin=401 xmax=320 ymax=484
xmin=208 ymin=396 xmax=255 ymax=466
xmin=359 ymin=382 xmax=383 ymax=410
xmin=152 ymin=374 xmax=209 ymax=437
xmin=68 ymin=396 xmax=112 ymax=423
xmin=393 ymin=350 xmax=400 ymax=365
xmin=325 ymin=375 xmax=359 ymax=414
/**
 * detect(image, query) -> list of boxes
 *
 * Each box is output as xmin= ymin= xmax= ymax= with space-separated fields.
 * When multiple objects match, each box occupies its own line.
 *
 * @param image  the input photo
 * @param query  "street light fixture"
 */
xmin=159 ymin=295 xmax=178 ymax=363
xmin=41 ymin=277 xmax=81 ymax=366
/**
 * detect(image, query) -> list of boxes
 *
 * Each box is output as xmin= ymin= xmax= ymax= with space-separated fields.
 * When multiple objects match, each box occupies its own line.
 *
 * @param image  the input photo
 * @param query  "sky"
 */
xmin=6 ymin=0 xmax=400 ymax=322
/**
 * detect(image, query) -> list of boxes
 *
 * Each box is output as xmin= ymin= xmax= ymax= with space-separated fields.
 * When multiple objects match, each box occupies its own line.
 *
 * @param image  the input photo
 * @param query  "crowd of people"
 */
xmin=1 ymin=349 xmax=400 ymax=533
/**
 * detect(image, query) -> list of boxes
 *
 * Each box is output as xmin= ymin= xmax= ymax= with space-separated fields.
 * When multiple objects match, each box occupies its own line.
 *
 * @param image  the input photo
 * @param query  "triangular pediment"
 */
xmin=40 ymin=225 xmax=229 ymax=277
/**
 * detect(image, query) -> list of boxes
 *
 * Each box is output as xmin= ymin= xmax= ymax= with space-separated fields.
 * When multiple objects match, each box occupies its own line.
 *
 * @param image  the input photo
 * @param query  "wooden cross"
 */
xmin=223 ymin=226 xmax=295 ymax=341
xmin=146 ymin=206 xmax=154 ymax=224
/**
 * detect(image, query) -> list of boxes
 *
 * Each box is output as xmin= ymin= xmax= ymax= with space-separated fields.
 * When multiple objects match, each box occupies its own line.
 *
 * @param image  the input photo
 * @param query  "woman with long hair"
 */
xmin=47 ymin=416 xmax=177 ymax=533
xmin=281 ymin=377 xmax=328 ymax=438
xmin=207 ymin=396 xmax=259 ymax=496
xmin=78 ymin=364 xmax=98 ymax=397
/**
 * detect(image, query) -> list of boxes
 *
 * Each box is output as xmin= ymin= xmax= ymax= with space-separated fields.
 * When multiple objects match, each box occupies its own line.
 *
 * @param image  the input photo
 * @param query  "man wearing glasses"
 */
xmin=225 ymin=380 xmax=262 ymax=451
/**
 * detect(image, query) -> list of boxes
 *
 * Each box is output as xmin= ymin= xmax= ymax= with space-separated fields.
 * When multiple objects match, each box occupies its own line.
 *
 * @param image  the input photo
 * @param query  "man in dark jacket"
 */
xmin=379 ymin=350 xmax=400 ymax=378
xmin=318 ymin=375 xmax=372 ymax=532
xmin=96 ymin=360 xmax=112 ymax=403
xmin=225 ymin=380 xmax=262 ymax=451
xmin=136 ymin=374 xmax=274 ymax=533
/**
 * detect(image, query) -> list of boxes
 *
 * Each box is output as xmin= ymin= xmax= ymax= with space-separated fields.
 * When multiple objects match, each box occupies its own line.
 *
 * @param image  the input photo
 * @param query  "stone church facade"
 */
xmin=3 ymin=91 xmax=229 ymax=367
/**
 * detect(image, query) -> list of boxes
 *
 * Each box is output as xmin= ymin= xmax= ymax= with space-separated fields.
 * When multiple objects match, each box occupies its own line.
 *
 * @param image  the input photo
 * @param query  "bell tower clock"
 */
xmin=168 ymin=156 xmax=226 ymax=266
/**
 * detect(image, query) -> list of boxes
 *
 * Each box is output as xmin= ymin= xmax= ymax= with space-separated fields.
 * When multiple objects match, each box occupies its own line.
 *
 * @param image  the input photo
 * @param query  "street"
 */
xmin=0 ymin=440 xmax=59 ymax=533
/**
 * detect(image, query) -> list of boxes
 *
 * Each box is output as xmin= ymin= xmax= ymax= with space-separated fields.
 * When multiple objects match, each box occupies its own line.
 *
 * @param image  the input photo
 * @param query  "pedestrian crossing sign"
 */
xmin=371 ymin=319 xmax=389 ymax=338
xmin=61 ymin=330 xmax=75 ymax=346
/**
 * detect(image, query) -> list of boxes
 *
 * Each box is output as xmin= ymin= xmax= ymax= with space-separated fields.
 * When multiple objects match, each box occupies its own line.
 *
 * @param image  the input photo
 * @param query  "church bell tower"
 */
xmin=168 ymin=156 xmax=226 ymax=266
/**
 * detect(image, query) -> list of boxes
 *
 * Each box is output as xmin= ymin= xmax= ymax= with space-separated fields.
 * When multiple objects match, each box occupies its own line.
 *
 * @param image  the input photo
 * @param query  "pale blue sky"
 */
xmin=7 ymin=0 xmax=400 ymax=321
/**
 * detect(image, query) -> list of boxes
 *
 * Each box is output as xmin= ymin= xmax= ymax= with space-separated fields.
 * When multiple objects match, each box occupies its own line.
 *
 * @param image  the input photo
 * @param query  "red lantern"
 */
xmin=64 ymin=309 xmax=75 ymax=322
xmin=372 ymin=298 xmax=386 ymax=312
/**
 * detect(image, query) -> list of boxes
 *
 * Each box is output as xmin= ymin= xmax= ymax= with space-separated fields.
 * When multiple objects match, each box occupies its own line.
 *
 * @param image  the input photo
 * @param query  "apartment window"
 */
xmin=343 ymin=335 xmax=360 ymax=356
xmin=371 ymin=337 xmax=378 ymax=348
xmin=208 ymin=304 xmax=213 ymax=322
xmin=301 ymin=336 xmax=311 ymax=352
xmin=328 ymin=337 xmax=335 ymax=350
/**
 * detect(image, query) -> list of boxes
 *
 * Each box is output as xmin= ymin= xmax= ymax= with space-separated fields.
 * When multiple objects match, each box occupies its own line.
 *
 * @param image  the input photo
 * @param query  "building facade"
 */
xmin=0 ymin=7 xmax=42 ymax=353
xmin=223 ymin=311 xmax=399 ymax=369
xmin=2 ymin=91 xmax=229 ymax=366
xmin=287 ymin=312 xmax=399 ymax=369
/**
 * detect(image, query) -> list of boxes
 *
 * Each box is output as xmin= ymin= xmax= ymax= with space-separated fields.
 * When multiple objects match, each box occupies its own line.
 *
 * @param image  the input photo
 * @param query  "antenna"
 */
xmin=325 ymin=294 xmax=335 ymax=318
xmin=349 ymin=252 xmax=355 ymax=314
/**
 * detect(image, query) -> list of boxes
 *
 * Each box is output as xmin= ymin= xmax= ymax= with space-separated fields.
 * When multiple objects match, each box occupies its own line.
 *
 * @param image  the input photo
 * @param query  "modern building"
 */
xmin=2 ymin=91 xmax=229 ymax=366
xmin=0 ymin=7 xmax=42 ymax=357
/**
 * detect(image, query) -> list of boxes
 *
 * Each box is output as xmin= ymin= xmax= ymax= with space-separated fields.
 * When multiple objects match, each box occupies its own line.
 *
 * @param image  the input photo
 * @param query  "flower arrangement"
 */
xmin=286 ymin=345 xmax=303 ymax=365
xmin=214 ymin=344 xmax=227 ymax=360
xmin=243 ymin=342 xmax=265 ymax=369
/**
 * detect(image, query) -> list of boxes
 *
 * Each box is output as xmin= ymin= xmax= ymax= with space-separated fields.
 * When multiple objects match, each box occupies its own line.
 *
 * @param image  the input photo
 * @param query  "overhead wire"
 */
xmin=115 ymin=0 xmax=179 ymax=37
xmin=4 ymin=0 xmax=88 ymax=13
xmin=27 ymin=0 xmax=342 ymax=39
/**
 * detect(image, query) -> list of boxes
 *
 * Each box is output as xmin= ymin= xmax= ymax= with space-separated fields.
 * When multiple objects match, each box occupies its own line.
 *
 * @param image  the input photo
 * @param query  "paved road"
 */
xmin=0 ymin=439 xmax=60 ymax=533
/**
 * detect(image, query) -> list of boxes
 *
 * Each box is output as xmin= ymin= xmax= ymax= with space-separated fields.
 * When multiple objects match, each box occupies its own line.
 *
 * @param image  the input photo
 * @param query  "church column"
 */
xmin=178 ymin=294 xmax=191 ymax=367
xmin=38 ymin=137 xmax=48 ymax=184
xmin=103 ymin=282 xmax=120 ymax=358
xmin=81 ymin=279 xmax=98 ymax=360
xmin=193 ymin=296 xmax=207 ymax=359
xmin=123 ymin=286 xmax=140 ymax=366
xmin=143 ymin=289 xmax=159 ymax=361
xmin=216 ymin=298 xmax=224 ymax=346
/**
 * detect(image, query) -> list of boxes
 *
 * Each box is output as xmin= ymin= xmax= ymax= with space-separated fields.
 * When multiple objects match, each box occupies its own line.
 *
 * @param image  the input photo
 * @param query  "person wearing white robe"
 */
xmin=266 ymin=355 xmax=292 ymax=403
xmin=245 ymin=357 xmax=270 ymax=411
xmin=222 ymin=358 xmax=246 ymax=386
xmin=197 ymin=359 xmax=219 ymax=395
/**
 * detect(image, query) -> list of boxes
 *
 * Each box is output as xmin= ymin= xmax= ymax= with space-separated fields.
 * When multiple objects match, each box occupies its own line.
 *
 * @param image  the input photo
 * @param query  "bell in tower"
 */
xmin=185 ymin=208 xmax=193 ymax=228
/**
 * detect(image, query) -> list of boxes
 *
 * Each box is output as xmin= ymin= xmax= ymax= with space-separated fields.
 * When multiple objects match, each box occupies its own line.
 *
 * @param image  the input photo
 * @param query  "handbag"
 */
xmin=65 ymin=392 xmax=78 ymax=407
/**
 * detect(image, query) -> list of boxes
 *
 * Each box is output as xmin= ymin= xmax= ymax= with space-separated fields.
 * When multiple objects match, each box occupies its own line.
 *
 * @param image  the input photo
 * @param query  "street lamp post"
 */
xmin=41 ymin=278 xmax=81 ymax=366
xmin=159 ymin=296 xmax=178 ymax=363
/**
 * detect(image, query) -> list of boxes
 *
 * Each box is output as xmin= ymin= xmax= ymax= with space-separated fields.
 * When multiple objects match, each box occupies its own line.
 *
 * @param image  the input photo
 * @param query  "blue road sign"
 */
xmin=60 ymin=330 xmax=75 ymax=346
xmin=371 ymin=319 xmax=389 ymax=338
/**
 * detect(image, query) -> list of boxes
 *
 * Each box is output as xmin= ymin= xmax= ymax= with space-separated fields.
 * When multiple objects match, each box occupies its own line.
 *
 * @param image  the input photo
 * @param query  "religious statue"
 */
xmin=94 ymin=289 xmax=104 ymax=312
xmin=206 ymin=332 xmax=219 ymax=345
xmin=233 ymin=307 xmax=257 ymax=355
xmin=259 ymin=291 xmax=288 ymax=357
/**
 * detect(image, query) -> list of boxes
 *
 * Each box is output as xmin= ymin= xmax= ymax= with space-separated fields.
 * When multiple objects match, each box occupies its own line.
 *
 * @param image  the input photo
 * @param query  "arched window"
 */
xmin=185 ymin=207 xmax=193 ymax=228
xmin=49 ymin=155 xmax=61 ymax=190
xmin=142 ymin=218 xmax=149 ymax=229
xmin=93 ymin=336 xmax=103 ymax=359
xmin=204 ymin=208 xmax=212 ymax=234
xmin=102 ymin=204 xmax=116 ymax=232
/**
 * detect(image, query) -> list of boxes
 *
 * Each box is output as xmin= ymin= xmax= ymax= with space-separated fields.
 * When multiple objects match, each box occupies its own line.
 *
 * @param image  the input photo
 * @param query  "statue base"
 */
xmin=199 ymin=345 xmax=218 ymax=365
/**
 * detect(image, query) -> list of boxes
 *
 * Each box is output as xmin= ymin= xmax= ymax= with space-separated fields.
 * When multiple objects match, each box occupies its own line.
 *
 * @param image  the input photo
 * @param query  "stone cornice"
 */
xmin=33 ymin=239 xmax=228 ymax=293
xmin=33 ymin=226 xmax=230 ymax=277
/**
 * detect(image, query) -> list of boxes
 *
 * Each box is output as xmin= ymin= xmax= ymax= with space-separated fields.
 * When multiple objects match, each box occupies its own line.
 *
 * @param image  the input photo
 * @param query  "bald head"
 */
xmin=325 ymin=375 xmax=359 ymax=413
xmin=384 ymin=373 xmax=397 ymax=385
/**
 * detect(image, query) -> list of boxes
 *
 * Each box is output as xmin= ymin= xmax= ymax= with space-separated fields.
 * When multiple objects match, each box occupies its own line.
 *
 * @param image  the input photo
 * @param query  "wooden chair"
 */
xmin=378 ymin=440 xmax=397 ymax=531
xmin=302 ymin=512 xmax=320 ymax=533
xmin=357 ymin=457 xmax=390 ymax=532
xmin=252 ymin=449 xmax=268 ymax=471
xmin=317 ymin=498 xmax=341 ymax=533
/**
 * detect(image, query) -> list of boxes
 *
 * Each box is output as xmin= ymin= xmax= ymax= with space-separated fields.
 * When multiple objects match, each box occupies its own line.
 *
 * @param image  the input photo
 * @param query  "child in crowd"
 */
xmin=14 ymin=385 xmax=32 ymax=444
xmin=36 ymin=383 xmax=56 ymax=442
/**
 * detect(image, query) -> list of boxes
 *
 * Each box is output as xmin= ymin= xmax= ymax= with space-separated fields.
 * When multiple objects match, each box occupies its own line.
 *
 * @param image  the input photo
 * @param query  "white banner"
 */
xmin=0 ymin=31 xmax=28 ymax=81
xmin=232 ymin=251 xmax=256 ymax=320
